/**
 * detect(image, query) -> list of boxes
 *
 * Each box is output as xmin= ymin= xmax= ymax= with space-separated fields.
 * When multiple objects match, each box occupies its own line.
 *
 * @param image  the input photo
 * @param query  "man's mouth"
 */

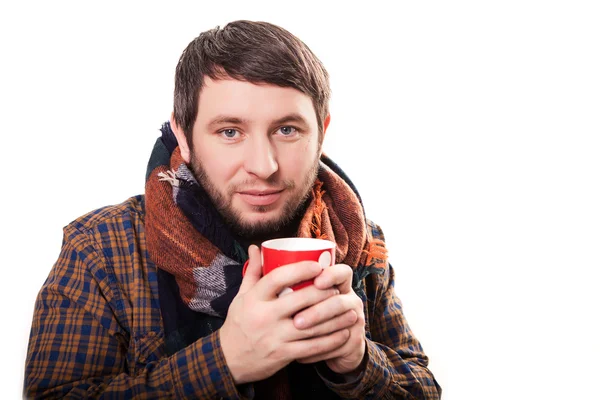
xmin=237 ymin=189 xmax=284 ymax=206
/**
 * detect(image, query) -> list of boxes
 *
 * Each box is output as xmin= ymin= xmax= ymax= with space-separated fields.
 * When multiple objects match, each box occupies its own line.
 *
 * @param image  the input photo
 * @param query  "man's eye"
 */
xmin=278 ymin=126 xmax=297 ymax=135
xmin=221 ymin=129 xmax=239 ymax=138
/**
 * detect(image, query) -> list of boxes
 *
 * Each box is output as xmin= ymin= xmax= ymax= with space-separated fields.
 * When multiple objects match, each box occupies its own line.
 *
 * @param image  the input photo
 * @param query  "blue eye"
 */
xmin=279 ymin=126 xmax=297 ymax=135
xmin=221 ymin=129 xmax=239 ymax=138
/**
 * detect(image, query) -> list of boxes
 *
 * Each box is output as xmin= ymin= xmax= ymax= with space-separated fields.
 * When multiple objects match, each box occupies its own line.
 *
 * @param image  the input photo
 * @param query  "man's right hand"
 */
xmin=219 ymin=245 xmax=353 ymax=384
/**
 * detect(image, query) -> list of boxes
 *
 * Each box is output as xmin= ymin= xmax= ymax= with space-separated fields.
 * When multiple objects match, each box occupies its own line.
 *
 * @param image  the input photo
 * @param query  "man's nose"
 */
xmin=244 ymin=135 xmax=278 ymax=179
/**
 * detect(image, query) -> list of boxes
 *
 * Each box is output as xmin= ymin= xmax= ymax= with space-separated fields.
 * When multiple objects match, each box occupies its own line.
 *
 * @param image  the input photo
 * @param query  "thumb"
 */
xmin=239 ymin=245 xmax=263 ymax=294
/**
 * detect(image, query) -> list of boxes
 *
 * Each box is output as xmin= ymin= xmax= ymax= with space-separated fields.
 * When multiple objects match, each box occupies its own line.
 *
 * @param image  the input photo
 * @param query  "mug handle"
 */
xmin=242 ymin=260 xmax=249 ymax=277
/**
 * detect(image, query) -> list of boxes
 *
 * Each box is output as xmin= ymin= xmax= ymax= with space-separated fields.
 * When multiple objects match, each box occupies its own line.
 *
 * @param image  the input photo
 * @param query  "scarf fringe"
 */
xmin=362 ymin=238 xmax=388 ymax=266
xmin=310 ymin=180 xmax=328 ymax=240
xmin=158 ymin=170 xmax=180 ymax=187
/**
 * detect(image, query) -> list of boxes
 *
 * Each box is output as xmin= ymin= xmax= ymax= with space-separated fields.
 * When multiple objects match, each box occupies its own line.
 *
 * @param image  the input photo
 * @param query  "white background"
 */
xmin=1 ymin=1 xmax=599 ymax=398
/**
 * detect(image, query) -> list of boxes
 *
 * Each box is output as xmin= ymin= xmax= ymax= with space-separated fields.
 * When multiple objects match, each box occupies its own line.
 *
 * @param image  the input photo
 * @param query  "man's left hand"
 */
xmin=293 ymin=263 xmax=367 ymax=375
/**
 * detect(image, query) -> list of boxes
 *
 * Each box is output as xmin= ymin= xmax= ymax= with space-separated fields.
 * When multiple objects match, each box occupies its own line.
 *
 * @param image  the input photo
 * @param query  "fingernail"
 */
xmin=295 ymin=317 xmax=305 ymax=329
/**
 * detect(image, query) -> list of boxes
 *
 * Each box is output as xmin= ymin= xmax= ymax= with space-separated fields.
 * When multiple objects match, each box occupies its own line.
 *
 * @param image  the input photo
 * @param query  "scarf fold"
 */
xmin=145 ymin=122 xmax=387 ymax=319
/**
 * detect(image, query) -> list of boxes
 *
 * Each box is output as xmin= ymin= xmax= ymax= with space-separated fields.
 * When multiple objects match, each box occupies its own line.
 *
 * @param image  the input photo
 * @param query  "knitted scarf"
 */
xmin=144 ymin=122 xmax=387 ymax=397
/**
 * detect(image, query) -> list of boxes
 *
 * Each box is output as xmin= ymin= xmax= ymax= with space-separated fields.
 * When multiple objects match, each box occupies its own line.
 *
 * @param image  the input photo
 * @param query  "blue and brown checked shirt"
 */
xmin=24 ymin=195 xmax=441 ymax=399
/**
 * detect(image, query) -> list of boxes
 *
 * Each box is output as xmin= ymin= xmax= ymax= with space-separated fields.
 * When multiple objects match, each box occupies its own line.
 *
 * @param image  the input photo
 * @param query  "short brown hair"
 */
xmin=173 ymin=20 xmax=331 ymax=145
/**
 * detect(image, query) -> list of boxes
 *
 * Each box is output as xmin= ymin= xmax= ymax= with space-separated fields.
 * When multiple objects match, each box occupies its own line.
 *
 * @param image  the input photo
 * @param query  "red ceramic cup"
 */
xmin=261 ymin=238 xmax=336 ymax=296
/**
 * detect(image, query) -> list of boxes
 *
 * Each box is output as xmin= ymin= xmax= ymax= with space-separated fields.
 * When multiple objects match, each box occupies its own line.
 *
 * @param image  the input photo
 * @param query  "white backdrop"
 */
xmin=1 ymin=1 xmax=599 ymax=398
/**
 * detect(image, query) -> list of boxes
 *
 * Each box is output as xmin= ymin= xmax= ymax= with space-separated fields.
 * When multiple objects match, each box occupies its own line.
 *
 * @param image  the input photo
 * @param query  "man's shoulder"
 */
xmin=64 ymin=195 xmax=146 ymax=239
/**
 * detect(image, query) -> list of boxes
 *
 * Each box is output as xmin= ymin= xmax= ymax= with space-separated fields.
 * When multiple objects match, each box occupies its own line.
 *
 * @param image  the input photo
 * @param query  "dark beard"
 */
xmin=190 ymin=153 xmax=319 ymax=239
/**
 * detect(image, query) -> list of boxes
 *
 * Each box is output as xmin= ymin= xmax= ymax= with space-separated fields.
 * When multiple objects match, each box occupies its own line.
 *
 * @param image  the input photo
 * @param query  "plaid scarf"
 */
xmin=145 ymin=123 xmax=388 ymax=317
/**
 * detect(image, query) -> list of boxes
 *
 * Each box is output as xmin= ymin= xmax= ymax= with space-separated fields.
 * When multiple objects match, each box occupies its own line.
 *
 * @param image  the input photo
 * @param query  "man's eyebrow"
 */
xmin=207 ymin=115 xmax=252 ymax=128
xmin=272 ymin=113 xmax=310 ymax=126
xmin=207 ymin=113 xmax=310 ymax=128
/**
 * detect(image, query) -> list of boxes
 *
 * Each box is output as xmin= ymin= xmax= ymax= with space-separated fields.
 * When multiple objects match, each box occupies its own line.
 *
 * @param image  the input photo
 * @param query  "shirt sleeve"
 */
xmin=317 ymin=229 xmax=442 ymax=399
xmin=24 ymin=228 xmax=251 ymax=399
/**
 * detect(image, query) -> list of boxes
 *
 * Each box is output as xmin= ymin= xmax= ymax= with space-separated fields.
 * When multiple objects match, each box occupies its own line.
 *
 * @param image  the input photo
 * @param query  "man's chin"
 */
xmin=226 ymin=207 xmax=294 ymax=238
xmin=238 ymin=213 xmax=283 ymax=230
xmin=220 ymin=192 xmax=311 ymax=238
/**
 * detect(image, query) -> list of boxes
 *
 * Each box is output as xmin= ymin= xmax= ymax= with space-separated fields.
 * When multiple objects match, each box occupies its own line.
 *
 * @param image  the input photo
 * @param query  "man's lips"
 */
xmin=237 ymin=189 xmax=284 ymax=206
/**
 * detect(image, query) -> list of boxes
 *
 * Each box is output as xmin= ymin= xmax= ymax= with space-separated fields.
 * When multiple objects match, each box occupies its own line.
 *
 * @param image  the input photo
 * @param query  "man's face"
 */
xmin=174 ymin=77 xmax=323 ymax=238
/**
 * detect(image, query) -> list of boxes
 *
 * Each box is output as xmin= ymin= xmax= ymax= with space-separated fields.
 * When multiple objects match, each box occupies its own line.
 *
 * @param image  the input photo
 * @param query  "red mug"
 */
xmin=243 ymin=238 xmax=336 ymax=296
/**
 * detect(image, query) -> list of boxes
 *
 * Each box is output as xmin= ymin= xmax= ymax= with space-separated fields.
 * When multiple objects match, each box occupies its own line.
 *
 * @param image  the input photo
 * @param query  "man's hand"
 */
xmin=293 ymin=263 xmax=367 ymax=375
xmin=219 ymin=245 xmax=355 ymax=384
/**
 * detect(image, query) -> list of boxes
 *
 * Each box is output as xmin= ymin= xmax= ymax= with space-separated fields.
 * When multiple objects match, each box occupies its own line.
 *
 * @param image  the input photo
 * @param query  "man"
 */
xmin=24 ymin=20 xmax=441 ymax=399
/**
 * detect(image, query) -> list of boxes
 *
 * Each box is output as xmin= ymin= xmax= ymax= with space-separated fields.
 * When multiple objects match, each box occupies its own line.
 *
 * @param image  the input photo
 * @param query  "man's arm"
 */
xmin=24 ymin=230 xmax=249 ymax=399
xmin=297 ymin=223 xmax=441 ymax=399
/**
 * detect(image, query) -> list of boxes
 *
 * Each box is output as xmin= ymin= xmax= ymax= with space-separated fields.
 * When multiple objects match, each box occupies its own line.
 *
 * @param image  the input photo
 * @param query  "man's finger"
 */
xmin=285 ymin=328 xmax=350 ymax=360
xmin=293 ymin=293 xmax=360 ymax=329
xmin=276 ymin=285 xmax=340 ymax=317
xmin=254 ymin=260 xmax=323 ymax=299
xmin=296 ymin=346 xmax=344 ymax=364
xmin=239 ymin=245 xmax=262 ymax=294
xmin=314 ymin=263 xmax=353 ymax=294
xmin=286 ymin=309 xmax=358 ymax=341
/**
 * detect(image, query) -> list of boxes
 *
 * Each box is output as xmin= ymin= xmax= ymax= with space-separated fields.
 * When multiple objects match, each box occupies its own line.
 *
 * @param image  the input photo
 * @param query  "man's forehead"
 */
xmin=197 ymin=77 xmax=317 ymax=124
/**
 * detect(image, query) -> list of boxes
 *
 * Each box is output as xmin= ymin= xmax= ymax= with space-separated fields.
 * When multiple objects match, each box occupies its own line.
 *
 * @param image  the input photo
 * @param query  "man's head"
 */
xmin=170 ymin=21 xmax=331 ymax=238
xmin=172 ymin=20 xmax=331 ymax=147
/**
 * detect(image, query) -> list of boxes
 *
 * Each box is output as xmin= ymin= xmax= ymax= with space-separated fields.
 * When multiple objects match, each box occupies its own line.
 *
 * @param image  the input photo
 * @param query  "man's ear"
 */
xmin=318 ymin=114 xmax=331 ymax=157
xmin=170 ymin=113 xmax=191 ymax=163
xmin=323 ymin=114 xmax=331 ymax=134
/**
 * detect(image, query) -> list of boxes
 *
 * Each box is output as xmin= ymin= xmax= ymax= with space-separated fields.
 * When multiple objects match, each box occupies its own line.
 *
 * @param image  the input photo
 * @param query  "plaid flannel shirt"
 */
xmin=24 ymin=195 xmax=441 ymax=399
